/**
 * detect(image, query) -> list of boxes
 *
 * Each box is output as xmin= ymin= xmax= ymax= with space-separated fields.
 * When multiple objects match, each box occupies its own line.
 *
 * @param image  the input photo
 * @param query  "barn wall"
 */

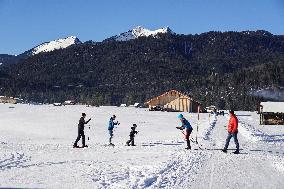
xmin=191 ymin=101 xmax=200 ymax=112
xmin=146 ymin=90 xmax=201 ymax=112
xmin=165 ymin=97 xmax=196 ymax=112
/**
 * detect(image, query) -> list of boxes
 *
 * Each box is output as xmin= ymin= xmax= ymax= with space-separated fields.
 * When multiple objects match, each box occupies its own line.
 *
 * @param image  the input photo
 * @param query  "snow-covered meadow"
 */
xmin=0 ymin=104 xmax=283 ymax=188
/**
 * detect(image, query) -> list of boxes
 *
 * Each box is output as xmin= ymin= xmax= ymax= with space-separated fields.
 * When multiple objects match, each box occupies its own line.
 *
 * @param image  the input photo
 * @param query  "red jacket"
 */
xmin=228 ymin=115 xmax=238 ymax=133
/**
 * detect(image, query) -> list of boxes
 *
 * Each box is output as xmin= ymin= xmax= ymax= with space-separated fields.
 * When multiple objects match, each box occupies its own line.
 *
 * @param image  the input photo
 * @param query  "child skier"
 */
xmin=73 ymin=113 xmax=91 ymax=148
xmin=126 ymin=124 xmax=139 ymax=146
xmin=176 ymin=114 xmax=193 ymax=150
xmin=108 ymin=115 xmax=120 ymax=146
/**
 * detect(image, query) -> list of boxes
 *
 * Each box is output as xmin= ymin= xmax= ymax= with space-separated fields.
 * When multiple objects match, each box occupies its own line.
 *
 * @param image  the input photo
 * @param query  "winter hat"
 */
xmin=229 ymin=110 xmax=235 ymax=115
xmin=177 ymin=114 xmax=183 ymax=119
xmin=133 ymin=124 xmax=137 ymax=127
xmin=82 ymin=113 xmax=86 ymax=116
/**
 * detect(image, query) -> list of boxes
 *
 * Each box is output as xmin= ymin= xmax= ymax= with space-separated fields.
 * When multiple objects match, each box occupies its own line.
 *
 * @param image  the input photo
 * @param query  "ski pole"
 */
xmin=87 ymin=125 xmax=90 ymax=141
xmin=196 ymin=105 xmax=200 ymax=144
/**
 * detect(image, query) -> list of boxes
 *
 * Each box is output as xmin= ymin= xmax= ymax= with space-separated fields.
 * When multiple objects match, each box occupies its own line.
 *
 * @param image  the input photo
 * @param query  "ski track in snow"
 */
xmin=77 ymin=144 xmax=208 ymax=189
xmin=0 ymin=140 xmax=208 ymax=188
xmin=238 ymin=118 xmax=284 ymax=144
xmin=0 ymin=152 xmax=29 ymax=170
xmin=190 ymin=113 xmax=284 ymax=189
xmin=0 ymin=105 xmax=283 ymax=188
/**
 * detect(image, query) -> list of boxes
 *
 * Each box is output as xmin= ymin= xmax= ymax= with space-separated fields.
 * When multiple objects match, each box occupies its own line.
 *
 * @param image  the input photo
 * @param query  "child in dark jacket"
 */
xmin=126 ymin=124 xmax=138 ymax=146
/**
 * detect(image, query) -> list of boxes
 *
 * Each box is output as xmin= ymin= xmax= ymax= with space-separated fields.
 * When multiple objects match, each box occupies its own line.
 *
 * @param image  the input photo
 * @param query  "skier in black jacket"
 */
xmin=73 ymin=113 xmax=91 ymax=148
xmin=126 ymin=124 xmax=138 ymax=146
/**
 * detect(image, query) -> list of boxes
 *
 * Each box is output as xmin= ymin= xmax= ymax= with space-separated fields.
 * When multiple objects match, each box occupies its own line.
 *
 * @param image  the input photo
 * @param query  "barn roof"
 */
xmin=145 ymin=89 xmax=200 ymax=104
xmin=260 ymin=102 xmax=284 ymax=113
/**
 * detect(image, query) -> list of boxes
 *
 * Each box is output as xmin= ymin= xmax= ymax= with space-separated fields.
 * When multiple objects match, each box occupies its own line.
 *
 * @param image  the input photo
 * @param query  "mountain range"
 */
xmin=106 ymin=26 xmax=174 ymax=41
xmin=0 ymin=26 xmax=173 ymax=65
xmin=0 ymin=27 xmax=283 ymax=110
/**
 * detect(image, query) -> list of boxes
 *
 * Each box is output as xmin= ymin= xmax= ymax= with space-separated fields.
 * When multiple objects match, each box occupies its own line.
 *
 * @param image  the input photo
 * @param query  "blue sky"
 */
xmin=0 ymin=0 xmax=283 ymax=55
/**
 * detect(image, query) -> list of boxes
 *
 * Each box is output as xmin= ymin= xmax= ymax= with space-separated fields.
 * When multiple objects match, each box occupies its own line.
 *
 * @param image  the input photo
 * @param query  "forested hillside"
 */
xmin=0 ymin=30 xmax=283 ymax=110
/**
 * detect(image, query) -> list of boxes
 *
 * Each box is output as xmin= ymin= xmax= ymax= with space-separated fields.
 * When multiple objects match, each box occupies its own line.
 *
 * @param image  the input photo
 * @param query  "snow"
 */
xmin=31 ymin=36 xmax=81 ymax=55
xmin=112 ymin=26 xmax=174 ymax=41
xmin=260 ymin=102 xmax=284 ymax=113
xmin=0 ymin=104 xmax=283 ymax=188
xmin=133 ymin=103 xmax=140 ymax=107
xmin=237 ymin=112 xmax=284 ymax=144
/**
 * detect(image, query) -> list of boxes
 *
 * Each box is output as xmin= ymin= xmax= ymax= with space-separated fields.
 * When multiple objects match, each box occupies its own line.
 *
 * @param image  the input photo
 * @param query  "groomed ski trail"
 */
xmin=1 ymin=105 xmax=283 ymax=188
xmin=127 ymin=150 xmax=209 ymax=189
xmin=190 ymin=114 xmax=284 ymax=189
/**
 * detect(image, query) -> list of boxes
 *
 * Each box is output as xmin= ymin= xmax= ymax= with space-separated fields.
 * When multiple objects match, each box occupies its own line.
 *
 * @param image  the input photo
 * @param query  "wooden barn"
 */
xmin=259 ymin=102 xmax=284 ymax=125
xmin=145 ymin=90 xmax=201 ymax=112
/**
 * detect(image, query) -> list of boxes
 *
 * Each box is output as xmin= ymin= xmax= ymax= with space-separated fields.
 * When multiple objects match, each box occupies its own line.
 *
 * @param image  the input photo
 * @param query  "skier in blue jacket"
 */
xmin=176 ymin=114 xmax=193 ymax=150
xmin=108 ymin=115 xmax=120 ymax=145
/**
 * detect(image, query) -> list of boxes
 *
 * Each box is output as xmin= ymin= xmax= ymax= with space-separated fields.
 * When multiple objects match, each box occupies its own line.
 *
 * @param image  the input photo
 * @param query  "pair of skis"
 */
xmin=178 ymin=130 xmax=204 ymax=150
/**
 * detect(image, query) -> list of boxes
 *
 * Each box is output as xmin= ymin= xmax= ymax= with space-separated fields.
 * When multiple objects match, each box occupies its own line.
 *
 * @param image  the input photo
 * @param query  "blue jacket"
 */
xmin=108 ymin=117 xmax=118 ymax=130
xmin=182 ymin=118 xmax=193 ymax=130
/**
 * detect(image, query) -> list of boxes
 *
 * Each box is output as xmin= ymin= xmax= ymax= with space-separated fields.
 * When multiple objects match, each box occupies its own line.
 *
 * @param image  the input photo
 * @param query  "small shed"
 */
xmin=53 ymin=103 xmax=62 ymax=106
xmin=63 ymin=100 xmax=76 ymax=105
xmin=205 ymin=105 xmax=217 ymax=112
xmin=259 ymin=102 xmax=284 ymax=125
xmin=145 ymin=90 xmax=201 ymax=112
xmin=0 ymin=96 xmax=17 ymax=104
xmin=133 ymin=103 xmax=141 ymax=107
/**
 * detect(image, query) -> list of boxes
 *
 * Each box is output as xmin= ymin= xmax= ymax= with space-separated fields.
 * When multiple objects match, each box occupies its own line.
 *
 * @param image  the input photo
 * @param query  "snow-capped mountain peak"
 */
xmin=110 ymin=26 xmax=174 ymax=41
xmin=31 ymin=36 xmax=81 ymax=55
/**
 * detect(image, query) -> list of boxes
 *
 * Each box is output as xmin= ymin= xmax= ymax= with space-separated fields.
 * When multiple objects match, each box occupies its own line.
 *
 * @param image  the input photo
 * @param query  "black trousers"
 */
xmin=126 ymin=136 xmax=135 ymax=146
xmin=74 ymin=129 xmax=85 ymax=146
xmin=109 ymin=130 xmax=113 ymax=144
xmin=185 ymin=128 xmax=193 ymax=148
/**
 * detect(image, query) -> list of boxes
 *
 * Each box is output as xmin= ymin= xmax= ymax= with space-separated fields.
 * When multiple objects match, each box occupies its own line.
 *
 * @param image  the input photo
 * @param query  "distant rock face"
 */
xmin=107 ymin=26 xmax=174 ymax=41
xmin=30 ymin=36 xmax=82 ymax=55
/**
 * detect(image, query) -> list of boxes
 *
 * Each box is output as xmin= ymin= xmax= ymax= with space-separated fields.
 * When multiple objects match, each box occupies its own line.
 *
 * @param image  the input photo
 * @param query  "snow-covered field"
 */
xmin=0 ymin=104 xmax=283 ymax=188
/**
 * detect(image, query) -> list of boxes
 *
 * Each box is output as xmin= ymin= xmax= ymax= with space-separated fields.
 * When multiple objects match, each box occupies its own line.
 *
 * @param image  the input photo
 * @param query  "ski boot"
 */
xmin=233 ymin=150 xmax=239 ymax=154
xmin=221 ymin=149 xmax=227 ymax=153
